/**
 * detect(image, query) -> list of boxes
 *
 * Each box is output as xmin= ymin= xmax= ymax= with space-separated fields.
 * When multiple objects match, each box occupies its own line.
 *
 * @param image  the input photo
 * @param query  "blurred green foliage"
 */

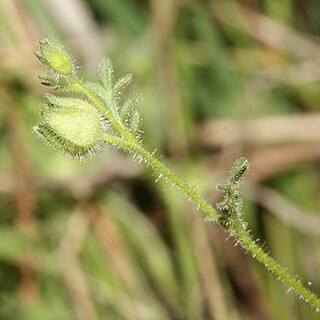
xmin=1 ymin=0 xmax=320 ymax=319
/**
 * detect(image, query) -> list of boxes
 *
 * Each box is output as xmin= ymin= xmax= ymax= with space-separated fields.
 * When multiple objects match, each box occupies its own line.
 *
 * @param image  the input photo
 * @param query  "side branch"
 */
xmin=104 ymin=134 xmax=320 ymax=312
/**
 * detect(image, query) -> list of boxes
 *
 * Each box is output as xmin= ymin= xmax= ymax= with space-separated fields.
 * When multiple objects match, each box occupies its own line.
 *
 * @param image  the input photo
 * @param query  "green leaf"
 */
xmin=120 ymin=94 xmax=141 ymax=121
xmin=129 ymin=110 xmax=140 ymax=136
xmin=86 ymin=81 xmax=111 ymax=104
xmin=113 ymin=73 xmax=133 ymax=95
xmin=98 ymin=57 xmax=113 ymax=90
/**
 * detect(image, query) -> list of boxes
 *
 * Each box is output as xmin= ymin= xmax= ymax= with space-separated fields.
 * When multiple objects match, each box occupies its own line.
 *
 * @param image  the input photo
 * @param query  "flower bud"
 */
xmin=35 ymin=37 xmax=74 ymax=76
xmin=33 ymin=96 xmax=105 ymax=159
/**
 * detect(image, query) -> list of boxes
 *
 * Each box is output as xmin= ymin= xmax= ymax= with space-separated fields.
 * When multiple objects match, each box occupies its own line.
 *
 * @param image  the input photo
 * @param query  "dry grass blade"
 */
xmin=246 ymin=184 xmax=320 ymax=236
xmin=198 ymin=114 xmax=320 ymax=148
xmin=211 ymin=2 xmax=320 ymax=59
xmin=58 ymin=205 xmax=98 ymax=320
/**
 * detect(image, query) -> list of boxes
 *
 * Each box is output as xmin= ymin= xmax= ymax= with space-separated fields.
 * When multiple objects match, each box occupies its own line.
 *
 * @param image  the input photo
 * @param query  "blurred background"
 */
xmin=1 ymin=0 xmax=320 ymax=319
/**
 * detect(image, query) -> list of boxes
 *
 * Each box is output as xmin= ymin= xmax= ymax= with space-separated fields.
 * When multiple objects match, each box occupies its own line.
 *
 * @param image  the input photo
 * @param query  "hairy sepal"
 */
xmin=33 ymin=97 xmax=105 ymax=159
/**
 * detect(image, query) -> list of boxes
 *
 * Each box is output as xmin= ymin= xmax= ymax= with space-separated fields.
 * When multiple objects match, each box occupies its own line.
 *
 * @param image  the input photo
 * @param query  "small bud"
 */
xmin=230 ymin=157 xmax=249 ymax=183
xmin=33 ymin=96 xmax=105 ymax=159
xmin=35 ymin=37 xmax=74 ymax=76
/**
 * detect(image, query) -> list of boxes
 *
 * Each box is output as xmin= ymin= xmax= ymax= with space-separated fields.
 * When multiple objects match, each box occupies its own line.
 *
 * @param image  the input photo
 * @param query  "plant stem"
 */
xmin=103 ymin=134 xmax=320 ymax=312
xmin=232 ymin=223 xmax=320 ymax=310
xmin=103 ymin=134 xmax=221 ymax=222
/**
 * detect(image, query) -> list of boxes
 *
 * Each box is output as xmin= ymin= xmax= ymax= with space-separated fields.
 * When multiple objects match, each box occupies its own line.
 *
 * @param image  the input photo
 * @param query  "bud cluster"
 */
xmin=33 ymin=38 xmax=107 ymax=159
xmin=215 ymin=157 xmax=249 ymax=229
xmin=33 ymin=37 xmax=142 ymax=160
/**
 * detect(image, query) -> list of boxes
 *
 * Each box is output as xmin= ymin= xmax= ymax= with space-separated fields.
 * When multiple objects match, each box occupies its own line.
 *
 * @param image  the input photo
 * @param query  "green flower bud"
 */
xmin=33 ymin=96 xmax=105 ymax=159
xmin=229 ymin=157 xmax=249 ymax=183
xmin=35 ymin=37 xmax=74 ymax=76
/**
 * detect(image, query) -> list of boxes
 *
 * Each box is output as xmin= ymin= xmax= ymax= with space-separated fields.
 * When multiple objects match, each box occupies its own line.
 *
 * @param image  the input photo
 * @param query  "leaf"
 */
xmin=113 ymin=73 xmax=133 ymax=95
xmin=120 ymin=94 xmax=141 ymax=121
xmin=98 ymin=57 xmax=113 ymax=90
xmin=129 ymin=110 xmax=140 ymax=136
xmin=86 ymin=81 xmax=110 ymax=104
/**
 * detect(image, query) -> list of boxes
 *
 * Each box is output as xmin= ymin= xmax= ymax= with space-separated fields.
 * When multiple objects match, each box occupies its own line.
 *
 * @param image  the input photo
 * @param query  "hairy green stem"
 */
xmin=103 ymin=134 xmax=221 ymax=222
xmin=103 ymin=134 xmax=320 ymax=311
xmin=232 ymin=223 xmax=320 ymax=310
